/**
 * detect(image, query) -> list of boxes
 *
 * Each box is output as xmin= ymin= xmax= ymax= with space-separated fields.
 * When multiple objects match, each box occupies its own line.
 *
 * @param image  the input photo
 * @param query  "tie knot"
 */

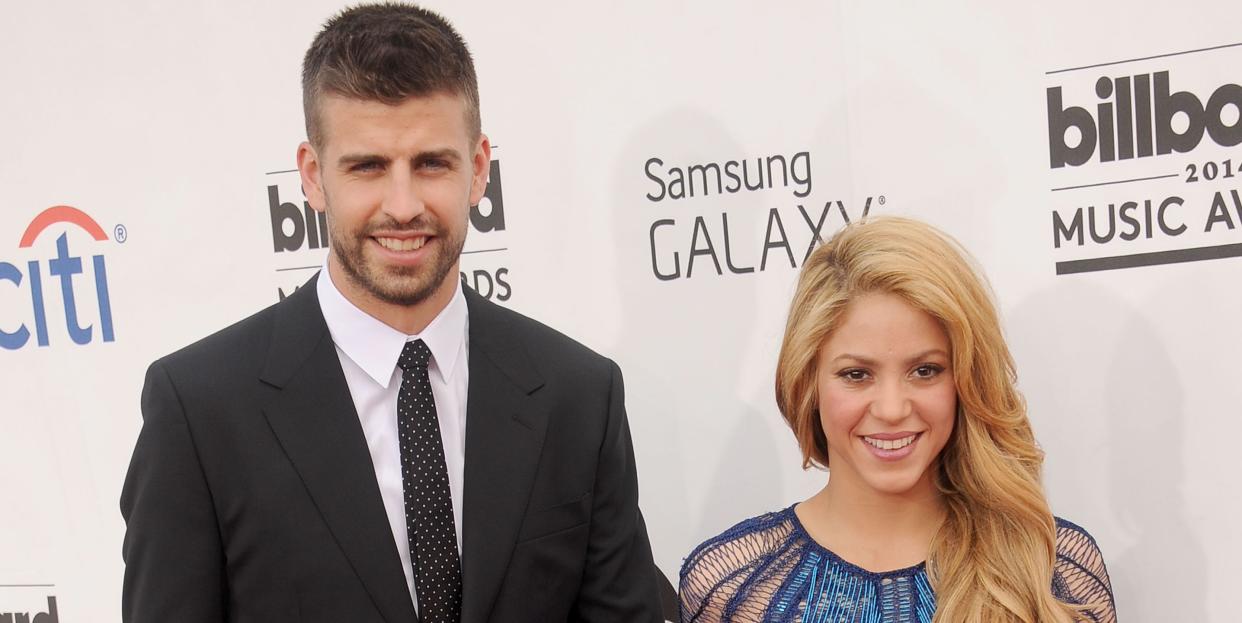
xmin=397 ymin=339 xmax=433 ymax=373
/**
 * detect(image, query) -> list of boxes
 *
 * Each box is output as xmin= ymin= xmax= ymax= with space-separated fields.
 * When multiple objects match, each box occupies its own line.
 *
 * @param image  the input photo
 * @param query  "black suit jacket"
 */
xmin=120 ymin=278 xmax=662 ymax=622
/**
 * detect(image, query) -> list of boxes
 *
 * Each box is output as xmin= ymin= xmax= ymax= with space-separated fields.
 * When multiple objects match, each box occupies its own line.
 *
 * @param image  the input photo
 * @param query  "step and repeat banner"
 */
xmin=3 ymin=1 xmax=1240 ymax=621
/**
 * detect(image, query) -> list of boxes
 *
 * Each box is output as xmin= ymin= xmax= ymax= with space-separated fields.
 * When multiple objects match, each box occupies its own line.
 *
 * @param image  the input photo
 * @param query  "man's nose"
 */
xmin=382 ymin=173 xmax=426 ymax=223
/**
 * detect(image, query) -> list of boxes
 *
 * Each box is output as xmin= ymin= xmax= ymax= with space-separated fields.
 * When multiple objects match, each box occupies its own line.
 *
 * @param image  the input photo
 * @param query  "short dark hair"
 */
xmin=301 ymin=2 xmax=481 ymax=148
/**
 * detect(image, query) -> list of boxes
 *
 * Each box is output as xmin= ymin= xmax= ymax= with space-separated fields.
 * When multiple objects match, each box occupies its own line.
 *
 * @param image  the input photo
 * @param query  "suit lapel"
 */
xmin=259 ymin=277 xmax=419 ymax=623
xmin=460 ymin=289 xmax=548 ymax=623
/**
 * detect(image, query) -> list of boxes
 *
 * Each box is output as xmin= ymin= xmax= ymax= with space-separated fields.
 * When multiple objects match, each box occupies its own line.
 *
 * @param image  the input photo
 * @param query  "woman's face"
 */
xmin=816 ymin=291 xmax=957 ymax=498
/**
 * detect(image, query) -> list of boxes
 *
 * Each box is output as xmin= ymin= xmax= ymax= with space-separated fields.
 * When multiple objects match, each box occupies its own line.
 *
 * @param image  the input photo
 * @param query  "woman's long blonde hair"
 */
xmin=774 ymin=216 xmax=1081 ymax=622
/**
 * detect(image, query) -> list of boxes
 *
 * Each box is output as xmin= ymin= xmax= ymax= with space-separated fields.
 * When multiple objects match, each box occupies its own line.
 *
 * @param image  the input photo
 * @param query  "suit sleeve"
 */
xmin=570 ymin=360 xmax=663 ymax=622
xmin=120 ymin=361 xmax=227 ymax=623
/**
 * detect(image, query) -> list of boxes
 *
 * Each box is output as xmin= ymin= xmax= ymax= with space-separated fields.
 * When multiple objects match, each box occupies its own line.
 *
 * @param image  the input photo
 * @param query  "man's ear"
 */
xmin=469 ymin=133 xmax=492 ymax=206
xmin=297 ymin=141 xmax=327 ymax=213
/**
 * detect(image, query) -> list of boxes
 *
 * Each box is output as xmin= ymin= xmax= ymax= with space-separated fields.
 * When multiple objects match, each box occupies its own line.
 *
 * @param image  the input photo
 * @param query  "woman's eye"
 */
xmin=913 ymin=364 xmax=943 ymax=379
xmin=838 ymin=369 xmax=870 ymax=382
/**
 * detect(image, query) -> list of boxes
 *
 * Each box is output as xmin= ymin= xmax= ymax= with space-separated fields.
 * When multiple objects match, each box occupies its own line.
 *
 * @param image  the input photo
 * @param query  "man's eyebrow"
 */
xmin=336 ymin=149 xmax=464 ymax=169
xmin=337 ymin=153 xmax=391 ymax=168
xmin=413 ymin=148 xmax=464 ymax=164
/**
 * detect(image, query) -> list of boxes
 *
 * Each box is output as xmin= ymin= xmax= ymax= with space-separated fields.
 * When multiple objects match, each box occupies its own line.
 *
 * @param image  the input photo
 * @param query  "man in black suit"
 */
xmin=120 ymin=4 xmax=662 ymax=622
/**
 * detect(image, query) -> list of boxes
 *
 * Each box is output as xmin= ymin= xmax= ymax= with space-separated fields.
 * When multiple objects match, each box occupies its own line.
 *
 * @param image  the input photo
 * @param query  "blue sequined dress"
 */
xmin=680 ymin=506 xmax=1116 ymax=622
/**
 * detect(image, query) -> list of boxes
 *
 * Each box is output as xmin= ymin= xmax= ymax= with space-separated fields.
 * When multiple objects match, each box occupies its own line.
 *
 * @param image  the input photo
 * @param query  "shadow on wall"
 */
xmin=1105 ymin=299 xmax=1205 ymax=622
xmin=1008 ymin=279 xmax=1206 ymax=622
xmin=609 ymin=107 xmax=788 ymax=597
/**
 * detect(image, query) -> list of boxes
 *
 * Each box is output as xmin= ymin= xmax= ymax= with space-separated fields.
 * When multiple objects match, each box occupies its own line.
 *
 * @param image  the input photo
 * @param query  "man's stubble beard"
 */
xmin=324 ymin=197 xmax=467 ymax=307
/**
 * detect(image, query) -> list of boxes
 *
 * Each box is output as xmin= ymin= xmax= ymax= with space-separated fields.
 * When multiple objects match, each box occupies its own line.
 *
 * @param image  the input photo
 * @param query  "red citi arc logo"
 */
xmin=2 ymin=206 xmax=116 ymax=350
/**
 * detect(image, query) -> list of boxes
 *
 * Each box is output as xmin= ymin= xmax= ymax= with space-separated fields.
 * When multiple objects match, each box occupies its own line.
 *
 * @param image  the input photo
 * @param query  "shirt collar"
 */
xmin=317 ymin=262 xmax=469 ymax=389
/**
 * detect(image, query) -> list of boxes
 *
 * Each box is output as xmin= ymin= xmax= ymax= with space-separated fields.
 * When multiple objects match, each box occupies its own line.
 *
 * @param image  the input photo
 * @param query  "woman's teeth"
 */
xmin=863 ymin=434 xmax=917 ymax=450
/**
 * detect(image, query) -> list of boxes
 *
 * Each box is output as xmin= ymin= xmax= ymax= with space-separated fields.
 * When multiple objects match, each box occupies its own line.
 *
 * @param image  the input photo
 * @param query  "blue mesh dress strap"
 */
xmin=1052 ymin=518 xmax=1118 ymax=623
xmin=680 ymin=510 xmax=800 ymax=622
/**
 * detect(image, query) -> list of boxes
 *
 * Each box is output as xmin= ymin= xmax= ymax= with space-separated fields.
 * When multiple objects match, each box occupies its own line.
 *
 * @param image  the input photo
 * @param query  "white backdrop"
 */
xmin=3 ymin=1 xmax=1240 ymax=621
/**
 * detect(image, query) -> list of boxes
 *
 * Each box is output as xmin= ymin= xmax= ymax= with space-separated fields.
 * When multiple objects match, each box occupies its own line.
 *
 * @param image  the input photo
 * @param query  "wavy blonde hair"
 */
xmin=774 ymin=216 xmax=1082 ymax=622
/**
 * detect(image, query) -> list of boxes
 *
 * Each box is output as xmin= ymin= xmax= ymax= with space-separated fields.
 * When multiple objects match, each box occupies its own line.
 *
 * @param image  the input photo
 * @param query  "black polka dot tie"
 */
xmin=397 ymin=340 xmax=462 ymax=622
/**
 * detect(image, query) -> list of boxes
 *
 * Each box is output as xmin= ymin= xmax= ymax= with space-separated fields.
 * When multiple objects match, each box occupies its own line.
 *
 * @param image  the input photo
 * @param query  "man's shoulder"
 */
xmin=153 ymin=297 xmax=289 ymax=382
xmin=158 ymin=277 xmax=324 ymax=374
xmin=468 ymin=290 xmax=612 ymax=373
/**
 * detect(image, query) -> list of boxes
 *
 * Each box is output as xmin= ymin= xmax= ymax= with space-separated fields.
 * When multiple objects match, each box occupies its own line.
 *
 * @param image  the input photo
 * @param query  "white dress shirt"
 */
xmin=316 ymin=266 xmax=469 ymax=608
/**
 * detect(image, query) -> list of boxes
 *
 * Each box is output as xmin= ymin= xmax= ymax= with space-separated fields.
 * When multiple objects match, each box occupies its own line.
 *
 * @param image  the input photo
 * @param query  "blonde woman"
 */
xmin=679 ymin=217 xmax=1117 ymax=622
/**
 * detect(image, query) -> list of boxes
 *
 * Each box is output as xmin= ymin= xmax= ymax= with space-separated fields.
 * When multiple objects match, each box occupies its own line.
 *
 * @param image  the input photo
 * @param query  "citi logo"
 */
xmin=269 ymin=160 xmax=508 ymax=253
xmin=1047 ymin=71 xmax=1242 ymax=168
xmin=2 ymin=207 xmax=116 ymax=350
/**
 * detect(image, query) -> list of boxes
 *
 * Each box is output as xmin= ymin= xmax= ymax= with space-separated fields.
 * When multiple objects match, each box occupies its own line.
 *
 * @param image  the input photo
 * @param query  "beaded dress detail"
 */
xmin=680 ymin=507 xmax=1116 ymax=623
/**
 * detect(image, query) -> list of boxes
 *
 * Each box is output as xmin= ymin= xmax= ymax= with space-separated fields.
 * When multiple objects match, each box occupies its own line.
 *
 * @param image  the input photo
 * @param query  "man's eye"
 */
xmin=351 ymin=162 xmax=382 ymax=173
xmin=421 ymin=159 xmax=449 ymax=170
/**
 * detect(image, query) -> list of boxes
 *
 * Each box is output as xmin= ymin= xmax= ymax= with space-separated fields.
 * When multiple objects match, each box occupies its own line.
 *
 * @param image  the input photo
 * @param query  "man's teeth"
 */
xmin=863 ymin=435 xmax=917 ymax=451
xmin=376 ymin=237 xmax=426 ymax=251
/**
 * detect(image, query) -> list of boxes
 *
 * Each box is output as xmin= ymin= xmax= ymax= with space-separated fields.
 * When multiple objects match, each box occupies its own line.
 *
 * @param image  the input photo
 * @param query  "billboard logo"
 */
xmin=470 ymin=160 xmax=505 ymax=233
xmin=1044 ymin=44 xmax=1242 ymax=275
xmin=0 ymin=596 xmax=58 ymax=622
xmin=461 ymin=159 xmax=509 ymax=300
xmin=2 ymin=206 xmax=116 ymax=350
xmin=1048 ymin=71 xmax=1242 ymax=168
xmin=269 ymin=185 xmax=329 ymax=252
